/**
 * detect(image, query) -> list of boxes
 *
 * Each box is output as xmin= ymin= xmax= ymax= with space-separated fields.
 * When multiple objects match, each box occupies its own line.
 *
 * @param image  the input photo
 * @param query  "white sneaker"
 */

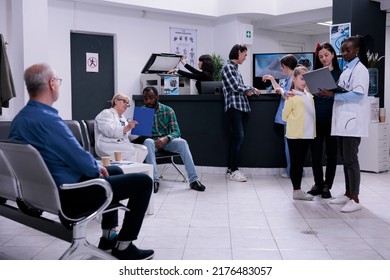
xmin=225 ymin=169 xmax=232 ymax=178
xmin=228 ymin=170 xmax=247 ymax=182
xmin=280 ymin=173 xmax=290 ymax=178
xmin=293 ymin=189 xmax=314 ymax=201
xmin=329 ymin=195 xmax=350 ymax=204
xmin=340 ymin=200 xmax=362 ymax=213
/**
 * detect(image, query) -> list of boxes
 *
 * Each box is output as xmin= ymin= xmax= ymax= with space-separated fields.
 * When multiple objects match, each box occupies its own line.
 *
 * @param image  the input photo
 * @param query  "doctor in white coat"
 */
xmin=95 ymin=93 xmax=148 ymax=162
xmin=320 ymin=35 xmax=369 ymax=213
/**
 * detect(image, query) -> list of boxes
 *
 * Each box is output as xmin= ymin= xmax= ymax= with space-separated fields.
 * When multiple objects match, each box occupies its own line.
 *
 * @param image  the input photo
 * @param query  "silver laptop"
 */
xmin=303 ymin=67 xmax=347 ymax=94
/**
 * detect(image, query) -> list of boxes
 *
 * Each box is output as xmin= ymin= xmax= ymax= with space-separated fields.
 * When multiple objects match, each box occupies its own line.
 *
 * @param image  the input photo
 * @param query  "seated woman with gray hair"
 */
xmin=95 ymin=93 xmax=147 ymax=162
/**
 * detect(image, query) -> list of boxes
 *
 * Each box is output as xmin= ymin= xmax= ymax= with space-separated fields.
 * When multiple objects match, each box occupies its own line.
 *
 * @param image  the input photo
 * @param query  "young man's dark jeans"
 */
xmin=226 ymin=107 xmax=249 ymax=172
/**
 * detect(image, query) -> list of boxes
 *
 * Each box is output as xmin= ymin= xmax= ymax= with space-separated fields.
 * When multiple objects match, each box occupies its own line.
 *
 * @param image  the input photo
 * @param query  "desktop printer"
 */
xmin=140 ymin=53 xmax=194 ymax=95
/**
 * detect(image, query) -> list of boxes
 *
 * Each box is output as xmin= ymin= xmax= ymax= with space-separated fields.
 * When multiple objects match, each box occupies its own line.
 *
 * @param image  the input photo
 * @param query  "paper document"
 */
xmin=131 ymin=106 xmax=155 ymax=136
xmin=303 ymin=67 xmax=348 ymax=94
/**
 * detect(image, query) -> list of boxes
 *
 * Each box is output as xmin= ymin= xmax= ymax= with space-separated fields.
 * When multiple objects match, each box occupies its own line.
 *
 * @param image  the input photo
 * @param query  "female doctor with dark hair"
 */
xmin=319 ymin=35 xmax=370 ymax=213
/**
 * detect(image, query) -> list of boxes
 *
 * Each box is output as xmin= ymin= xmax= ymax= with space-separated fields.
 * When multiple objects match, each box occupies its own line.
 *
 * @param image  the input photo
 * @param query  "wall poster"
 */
xmin=170 ymin=27 xmax=197 ymax=68
xmin=330 ymin=22 xmax=350 ymax=69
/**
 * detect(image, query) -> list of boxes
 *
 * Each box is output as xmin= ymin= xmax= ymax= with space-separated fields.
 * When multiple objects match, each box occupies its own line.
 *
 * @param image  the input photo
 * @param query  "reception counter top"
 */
xmin=133 ymin=94 xmax=286 ymax=168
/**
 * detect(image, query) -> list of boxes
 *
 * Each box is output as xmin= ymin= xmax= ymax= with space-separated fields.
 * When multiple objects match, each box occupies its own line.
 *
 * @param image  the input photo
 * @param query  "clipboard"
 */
xmin=303 ymin=67 xmax=348 ymax=94
xmin=131 ymin=107 xmax=155 ymax=136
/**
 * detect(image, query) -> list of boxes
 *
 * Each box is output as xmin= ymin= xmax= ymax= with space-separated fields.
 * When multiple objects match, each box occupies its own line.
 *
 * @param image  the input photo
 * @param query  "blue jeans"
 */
xmin=226 ymin=108 xmax=249 ymax=171
xmin=143 ymin=138 xmax=198 ymax=183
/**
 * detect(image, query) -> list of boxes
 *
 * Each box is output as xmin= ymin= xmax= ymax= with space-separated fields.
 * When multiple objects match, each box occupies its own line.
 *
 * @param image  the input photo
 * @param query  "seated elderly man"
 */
xmin=141 ymin=86 xmax=206 ymax=193
xmin=95 ymin=93 xmax=147 ymax=162
xmin=9 ymin=63 xmax=154 ymax=260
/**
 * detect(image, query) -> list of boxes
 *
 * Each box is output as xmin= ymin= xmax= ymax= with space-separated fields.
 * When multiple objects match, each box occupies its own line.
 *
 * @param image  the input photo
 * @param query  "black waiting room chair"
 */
xmin=80 ymin=119 xmax=98 ymax=158
xmin=64 ymin=120 xmax=87 ymax=151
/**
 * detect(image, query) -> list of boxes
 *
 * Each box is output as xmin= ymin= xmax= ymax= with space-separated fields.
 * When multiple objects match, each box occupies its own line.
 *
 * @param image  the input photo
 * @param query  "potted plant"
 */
xmin=366 ymin=50 xmax=385 ymax=96
xmin=211 ymin=53 xmax=224 ymax=81
xmin=367 ymin=50 xmax=385 ymax=68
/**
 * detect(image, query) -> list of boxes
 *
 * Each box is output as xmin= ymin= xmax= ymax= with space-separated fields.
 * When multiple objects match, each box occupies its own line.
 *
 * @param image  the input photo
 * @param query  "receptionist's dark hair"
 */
xmin=198 ymin=54 xmax=214 ymax=74
xmin=229 ymin=44 xmax=247 ymax=60
xmin=142 ymin=86 xmax=159 ymax=96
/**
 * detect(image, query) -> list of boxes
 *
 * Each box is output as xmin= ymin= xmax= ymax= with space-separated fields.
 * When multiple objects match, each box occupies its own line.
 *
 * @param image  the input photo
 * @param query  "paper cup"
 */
xmin=114 ymin=151 xmax=122 ymax=161
xmin=101 ymin=156 xmax=111 ymax=167
xmin=380 ymin=108 xmax=386 ymax=123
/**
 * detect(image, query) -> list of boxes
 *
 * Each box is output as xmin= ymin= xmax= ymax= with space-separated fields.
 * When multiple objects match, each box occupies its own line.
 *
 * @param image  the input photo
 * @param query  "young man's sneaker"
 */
xmin=307 ymin=185 xmax=322 ymax=196
xmin=321 ymin=185 xmax=332 ymax=199
xmin=293 ymin=189 xmax=314 ymax=201
xmin=153 ymin=181 xmax=160 ymax=193
xmin=329 ymin=195 xmax=349 ymax=204
xmin=190 ymin=180 xmax=206 ymax=191
xmin=228 ymin=170 xmax=247 ymax=182
xmin=280 ymin=173 xmax=289 ymax=178
xmin=98 ymin=234 xmax=118 ymax=252
xmin=340 ymin=200 xmax=362 ymax=213
xmin=225 ymin=169 xmax=232 ymax=178
xmin=112 ymin=243 xmax=154 ymax=260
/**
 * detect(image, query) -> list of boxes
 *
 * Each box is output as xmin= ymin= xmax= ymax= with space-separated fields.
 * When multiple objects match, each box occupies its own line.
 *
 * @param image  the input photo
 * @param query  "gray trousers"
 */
xmin=338 ymin=136 xmax=361 ymax=196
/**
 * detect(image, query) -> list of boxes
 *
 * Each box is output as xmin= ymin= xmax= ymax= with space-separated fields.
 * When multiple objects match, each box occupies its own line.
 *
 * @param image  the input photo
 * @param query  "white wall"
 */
xmin=0 ymin=0 xmax=331 ymax=121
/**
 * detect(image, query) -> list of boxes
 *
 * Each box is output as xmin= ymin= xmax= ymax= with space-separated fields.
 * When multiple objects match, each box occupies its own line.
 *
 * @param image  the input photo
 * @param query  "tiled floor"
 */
xmin=1 ymin=166 xmax=390 ymax=260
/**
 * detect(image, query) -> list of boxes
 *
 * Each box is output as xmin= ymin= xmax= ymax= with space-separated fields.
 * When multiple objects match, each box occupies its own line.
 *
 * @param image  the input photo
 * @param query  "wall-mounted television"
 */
xmin=253 ymin=52 xmax=314 ymax=93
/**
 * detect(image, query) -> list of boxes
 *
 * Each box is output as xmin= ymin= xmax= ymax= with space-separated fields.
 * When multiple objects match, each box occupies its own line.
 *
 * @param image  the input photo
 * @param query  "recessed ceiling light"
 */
xmin=317 ymin=20 xmax=333 ymax=26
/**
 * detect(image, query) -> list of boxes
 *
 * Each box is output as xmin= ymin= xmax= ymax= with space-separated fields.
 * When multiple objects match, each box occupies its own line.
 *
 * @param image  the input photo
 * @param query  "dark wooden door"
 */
xmin=71 ymin=32 xmax=114 ymax=121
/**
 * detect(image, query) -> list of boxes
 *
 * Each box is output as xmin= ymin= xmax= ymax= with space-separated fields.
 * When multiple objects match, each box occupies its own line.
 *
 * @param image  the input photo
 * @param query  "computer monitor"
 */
xmin=200 ymin=81 xmax=223 ymax=94
xmin=252 ymin=52 xmax=314 ymax=93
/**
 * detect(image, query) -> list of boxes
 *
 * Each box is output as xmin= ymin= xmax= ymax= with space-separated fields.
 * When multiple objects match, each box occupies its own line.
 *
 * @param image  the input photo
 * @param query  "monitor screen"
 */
xmin=253 ymin=52 xmax=314 ymax=93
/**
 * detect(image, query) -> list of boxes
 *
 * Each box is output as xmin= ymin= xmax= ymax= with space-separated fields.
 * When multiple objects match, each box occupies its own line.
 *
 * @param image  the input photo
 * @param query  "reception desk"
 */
xmin=133 ymin=94 xmax=287 ymax=168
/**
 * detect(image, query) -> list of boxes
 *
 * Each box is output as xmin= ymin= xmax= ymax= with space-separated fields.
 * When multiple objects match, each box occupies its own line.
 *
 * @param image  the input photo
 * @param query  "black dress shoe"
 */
xmin=189 ymin=180 xmax=206 ymax=191
xmin=98 ymin=235 xmax=118 ymax=252
xmin=112 ymin=243 xmax=154 ymax=260
xmin=307 ymin=185 xmax=322 ymax=196
xmin=153 ymin=181 xmax=160 ymax=193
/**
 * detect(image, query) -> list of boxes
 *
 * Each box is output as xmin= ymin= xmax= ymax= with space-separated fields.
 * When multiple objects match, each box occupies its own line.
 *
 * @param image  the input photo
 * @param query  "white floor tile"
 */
xmin=1 ymin=169 xmax=390 ymax=260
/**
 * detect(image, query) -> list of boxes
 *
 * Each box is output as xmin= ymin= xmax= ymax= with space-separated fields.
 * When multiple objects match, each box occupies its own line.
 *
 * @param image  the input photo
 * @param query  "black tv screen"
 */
xmin=253 ymin=52 xmax=314 ymax=93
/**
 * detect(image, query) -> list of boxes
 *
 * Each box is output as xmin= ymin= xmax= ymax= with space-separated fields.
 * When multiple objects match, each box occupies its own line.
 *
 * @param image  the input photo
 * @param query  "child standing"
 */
xmin=282 ymin=66 xmax=316 ymax=200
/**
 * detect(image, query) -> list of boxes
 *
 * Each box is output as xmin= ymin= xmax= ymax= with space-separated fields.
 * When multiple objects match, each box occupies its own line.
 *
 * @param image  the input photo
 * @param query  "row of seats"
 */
xmin=0 ymin=140 xmax=127 ymax=259
xmin=1 ymin=119 xmax=186 ymax=182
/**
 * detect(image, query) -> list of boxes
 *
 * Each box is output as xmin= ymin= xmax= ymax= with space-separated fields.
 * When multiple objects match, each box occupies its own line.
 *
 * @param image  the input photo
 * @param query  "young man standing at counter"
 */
xmin=141 ymin=86 xmax=206 ymax=193
xmin=221 ymin=44 xmax=260 ymax=182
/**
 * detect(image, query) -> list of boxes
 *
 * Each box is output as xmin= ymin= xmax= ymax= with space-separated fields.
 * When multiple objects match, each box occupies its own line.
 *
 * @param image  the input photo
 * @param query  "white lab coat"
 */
xmin=94 ymin=108 xmax=147 ymax=162
xmin=331 ymin=58 xmax=370 ymax=137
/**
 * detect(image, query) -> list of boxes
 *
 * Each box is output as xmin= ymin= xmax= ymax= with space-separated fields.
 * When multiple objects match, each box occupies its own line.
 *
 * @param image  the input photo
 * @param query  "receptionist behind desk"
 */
xmin=168 ymin=55 xmax=214 ymax=94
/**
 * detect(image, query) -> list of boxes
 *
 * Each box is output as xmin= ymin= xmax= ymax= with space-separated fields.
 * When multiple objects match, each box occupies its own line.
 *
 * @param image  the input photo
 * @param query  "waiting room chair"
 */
xmin=156 ymin=150 xmax=187 ymax=182
xmin=0 ymin=121 xmax=12 ymax=140
xmin=64 ymin=120 xmax=87 ymax=151
xmin=0 ymin=141 xmax=127 ymax=260
xmin=80 ymin=119 xmax=98 ymax=158
xmin=0 ymin=148 xmax=19 ymax=205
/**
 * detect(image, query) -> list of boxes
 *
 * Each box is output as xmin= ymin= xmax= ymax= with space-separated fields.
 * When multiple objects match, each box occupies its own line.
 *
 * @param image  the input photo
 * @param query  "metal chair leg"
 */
xmin=60 ymin=238 xmax=117 ymax=260
xmin=170 ymin=156 xmax=187 ymax=182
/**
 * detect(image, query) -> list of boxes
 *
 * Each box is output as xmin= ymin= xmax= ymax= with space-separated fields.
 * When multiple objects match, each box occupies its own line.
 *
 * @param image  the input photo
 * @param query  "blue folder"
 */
xmin=131 ymin=106 xmax=155 ymax=136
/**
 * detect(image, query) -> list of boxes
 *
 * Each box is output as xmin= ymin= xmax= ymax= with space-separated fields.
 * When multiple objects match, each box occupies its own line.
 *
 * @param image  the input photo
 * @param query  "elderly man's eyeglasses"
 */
xmin=117 ymin=99 xmax=130 ymax=107
xmin=51 ymin=77 xmax=62 ymax=86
